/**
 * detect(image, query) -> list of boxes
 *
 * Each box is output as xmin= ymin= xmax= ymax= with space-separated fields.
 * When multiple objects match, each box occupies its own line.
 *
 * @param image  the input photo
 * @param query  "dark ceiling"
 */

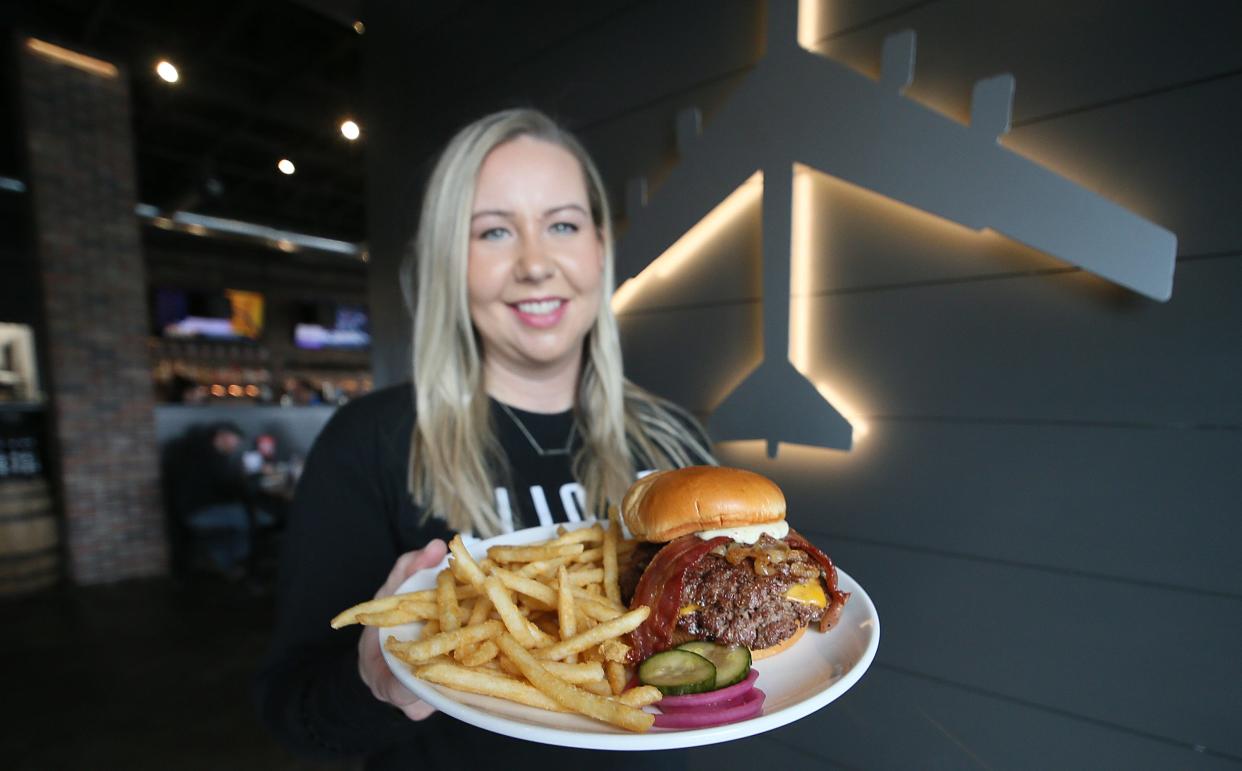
xmin=3 ymin=0 xmax=365 ymax=242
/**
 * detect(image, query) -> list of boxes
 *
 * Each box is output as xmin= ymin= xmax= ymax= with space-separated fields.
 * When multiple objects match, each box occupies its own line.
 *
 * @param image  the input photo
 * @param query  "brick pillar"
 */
xmin=18 ymin=38 xmax=167 ymax=583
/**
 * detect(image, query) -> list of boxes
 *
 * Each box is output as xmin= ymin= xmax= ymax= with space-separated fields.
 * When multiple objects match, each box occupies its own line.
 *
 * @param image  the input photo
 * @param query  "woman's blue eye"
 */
xmin=550 ymin=222 xmax=579 ymax=234
xmin=479 ymin=227 xmax=509 ymax=240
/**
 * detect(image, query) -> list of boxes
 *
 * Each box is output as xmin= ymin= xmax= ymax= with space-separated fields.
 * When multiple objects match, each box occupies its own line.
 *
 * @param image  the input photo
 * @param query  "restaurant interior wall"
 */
xmin=364 ymin=0 xmax=1242 ymax=767
xmin=143 ymin=229 xmax=372 ymax=405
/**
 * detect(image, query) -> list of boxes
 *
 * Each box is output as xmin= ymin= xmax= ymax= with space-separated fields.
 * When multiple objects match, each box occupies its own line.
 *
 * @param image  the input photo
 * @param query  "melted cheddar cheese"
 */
xmin=784 ymin=579 xmax=827 ymax=607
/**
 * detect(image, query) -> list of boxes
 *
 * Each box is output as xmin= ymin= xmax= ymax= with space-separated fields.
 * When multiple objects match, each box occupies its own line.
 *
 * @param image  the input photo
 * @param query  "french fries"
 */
xmin=333 ymin=523 xmax=655 ymax=732
xmin=496 ymin=634 xmax=654 ymax=733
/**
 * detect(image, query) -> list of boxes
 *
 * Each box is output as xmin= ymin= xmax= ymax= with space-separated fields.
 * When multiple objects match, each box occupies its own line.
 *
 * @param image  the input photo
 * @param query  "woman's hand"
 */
xmin=357 ymin=539 xmax=448 ymax=721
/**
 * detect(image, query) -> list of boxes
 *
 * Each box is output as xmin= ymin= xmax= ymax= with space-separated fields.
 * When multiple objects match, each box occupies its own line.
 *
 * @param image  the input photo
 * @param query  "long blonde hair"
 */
xmin=403 ymin=108 xmax=714 ymax=536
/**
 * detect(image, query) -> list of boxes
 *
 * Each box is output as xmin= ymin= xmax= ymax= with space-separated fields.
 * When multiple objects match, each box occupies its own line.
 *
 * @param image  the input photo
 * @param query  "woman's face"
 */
xmin=467 ymin=135 xmax=604 ymax=385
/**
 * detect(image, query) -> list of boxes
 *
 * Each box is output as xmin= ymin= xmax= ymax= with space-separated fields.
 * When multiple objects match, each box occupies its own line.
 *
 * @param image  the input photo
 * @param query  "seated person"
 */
xmin=168 ymin=421 xmax=273 ymax=577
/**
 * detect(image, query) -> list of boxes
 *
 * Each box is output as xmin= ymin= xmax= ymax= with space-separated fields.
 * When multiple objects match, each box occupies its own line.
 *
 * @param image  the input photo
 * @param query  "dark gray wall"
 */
xmin=365 ymin=1 xmax=1242 ymax=766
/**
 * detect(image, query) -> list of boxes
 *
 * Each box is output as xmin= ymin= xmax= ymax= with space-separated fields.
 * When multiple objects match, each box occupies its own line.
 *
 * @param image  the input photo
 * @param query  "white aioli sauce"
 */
xmin=694 ymin=520 xmax=788 ymax=544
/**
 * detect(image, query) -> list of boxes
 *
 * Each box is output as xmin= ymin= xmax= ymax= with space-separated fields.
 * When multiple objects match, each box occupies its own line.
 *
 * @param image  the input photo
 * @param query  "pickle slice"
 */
xmin=675 ymin=641 xmax=752 ymax=688
xmin=638 ymin=650 xmax=717 ymax=695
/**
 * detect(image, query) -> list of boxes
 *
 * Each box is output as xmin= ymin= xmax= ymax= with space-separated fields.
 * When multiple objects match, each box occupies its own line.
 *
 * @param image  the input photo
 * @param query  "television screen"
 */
xmin=293 ymin=302 xmax=371 ymax=350
xmin=152 ymin=288 xmax=265 ymax=340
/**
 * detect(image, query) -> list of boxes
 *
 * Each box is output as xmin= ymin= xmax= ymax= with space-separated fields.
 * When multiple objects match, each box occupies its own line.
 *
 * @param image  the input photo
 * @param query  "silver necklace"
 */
xmin=498 ymin=402 xmax=576 ymax=457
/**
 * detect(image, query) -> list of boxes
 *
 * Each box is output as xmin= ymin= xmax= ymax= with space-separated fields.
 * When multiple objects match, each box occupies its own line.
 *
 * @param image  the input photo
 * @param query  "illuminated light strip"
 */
xmin=168 ymin=211 xmax=361 ymax=256
xmin=797 ymin=0 xmax=826 ymax=50
xmin=615 ymin=163 xmax=869 ymax=443
xmin=791 ymin=165 xmax=869 ymax=440
xmin=13 ymin=185 xmax=362 ymax=258
xmin=612 ymin=173 xmax=762 ymax=313
xmin=26 ymin=38 xmax=118 ymax=78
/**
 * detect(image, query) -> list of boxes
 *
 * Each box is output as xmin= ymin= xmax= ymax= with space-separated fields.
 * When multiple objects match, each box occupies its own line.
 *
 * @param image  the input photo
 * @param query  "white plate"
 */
xmin=382 ymin=522 xmax=880 ymax=751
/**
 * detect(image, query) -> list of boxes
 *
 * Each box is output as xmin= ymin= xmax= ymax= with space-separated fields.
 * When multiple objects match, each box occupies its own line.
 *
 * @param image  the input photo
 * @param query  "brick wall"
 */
xmin=18 ymin=39 xmax=167 ymax=583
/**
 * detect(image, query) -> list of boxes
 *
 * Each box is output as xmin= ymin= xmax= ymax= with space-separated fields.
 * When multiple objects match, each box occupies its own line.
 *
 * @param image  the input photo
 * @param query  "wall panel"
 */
xmin=818 ymin=0 xmax=1242 ymax=126
xmin=787 ymin=539 xmax=1242 ymax=758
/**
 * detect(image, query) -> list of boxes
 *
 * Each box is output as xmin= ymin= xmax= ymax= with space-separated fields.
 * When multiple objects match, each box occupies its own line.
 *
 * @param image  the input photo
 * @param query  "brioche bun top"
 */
xmin=621 ymin=465 xmax=786 ymax=542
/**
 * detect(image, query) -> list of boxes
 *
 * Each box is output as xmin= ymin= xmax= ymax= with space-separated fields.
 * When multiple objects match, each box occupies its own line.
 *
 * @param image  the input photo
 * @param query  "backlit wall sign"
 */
xmin=614 ymin=0 xmax=1177 ymax=457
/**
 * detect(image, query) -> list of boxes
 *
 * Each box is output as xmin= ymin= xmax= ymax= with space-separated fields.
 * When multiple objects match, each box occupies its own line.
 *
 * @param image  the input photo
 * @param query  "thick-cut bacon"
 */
xmin=786 ymin=529 xmax=850 ymax=631
xmin=625 ymin=535 xmax=729 ymax=662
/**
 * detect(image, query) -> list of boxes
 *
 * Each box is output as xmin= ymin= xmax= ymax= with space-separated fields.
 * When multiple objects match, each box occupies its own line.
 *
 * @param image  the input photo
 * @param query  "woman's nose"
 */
xmin=515 ymin=239 xmax=556 ymax=281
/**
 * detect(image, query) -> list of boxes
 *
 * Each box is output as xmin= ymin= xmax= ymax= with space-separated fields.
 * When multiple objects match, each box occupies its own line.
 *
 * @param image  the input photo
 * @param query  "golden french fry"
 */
xmin=534 ymin=606 xmax=649 ymax=662
xmin=418 ymin=619 xmax=441 ymax=640
xmin=603 ymin=516 xmax=621 ymax=605
xmin=495 ymin=634 xmax=653 ymax=733
xmin=517 ymin=555 xmax=575 ymax=578
xmin=354 ymin=608 xmax=419 ymax=627
xmin=416 ymin=661 xmax=566 ymax=712
xmin=579 ymin=678 xmax=614 ymax=696
xmin=617 ymin=684 xmax=662 ymax=708
xmin=564 ymin=568 xmax=604 ymax=585
xmin=484 ymin=576 xmax=553 ymax=648
xmin=606 ymin=660 xmax=628 ymax=695
xmin=466 ymin=593 xmax=493 ymax=626
xmin=331 ymin=590 xmax=426 ymax=628
xmin=385 ymin=619 xmax=504 ymax=663
xmin=574 ymin=546 xmax=604 ymax=564
xmin=436 ymin=569 xmax=461 ymax=633
xmin=496 ymin=653 xmax=607 ymax=688
xmin=459 ymin=640 xmax=499 ymax=667
xmin=551 ymin=525 xmax=604 ymax=546
xmin=455 ymin=592 xmax=493 ymax=663
xmin=571 ymin=586 xmax=624 ymax=611
xmin=488 ymin=542 xmax=584 ymax=563
xmin=448 ymin=534 xmax=487 ymax=590
xmin=556 ymin=566 xmax=577 ymax=664
xmin=573 ymin=591 xmax=624 ymax=622
xmin=396 ymin=600 xmax=469 ymax=623
xmin=599 ymin=639 xmax=631 ymax=664
xmin=492 ymin=566 xmax=558 ymax=606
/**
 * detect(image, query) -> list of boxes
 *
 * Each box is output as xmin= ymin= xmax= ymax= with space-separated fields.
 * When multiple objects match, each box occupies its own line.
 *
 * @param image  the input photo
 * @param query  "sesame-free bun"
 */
xmin=621 ymin=466 xmax=786 ymax=542
xmin=751 ymin=625 xmax=806 ymax=659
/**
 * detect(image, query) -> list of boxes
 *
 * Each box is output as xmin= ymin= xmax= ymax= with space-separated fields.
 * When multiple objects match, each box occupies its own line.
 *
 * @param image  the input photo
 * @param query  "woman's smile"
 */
xmin=509 ymin=297 xmax=569 ymax=328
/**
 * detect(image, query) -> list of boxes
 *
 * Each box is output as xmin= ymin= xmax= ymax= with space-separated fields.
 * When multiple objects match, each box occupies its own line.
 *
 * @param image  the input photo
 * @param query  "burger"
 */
xmin=620 ymin=465 xmax=849 ymax=663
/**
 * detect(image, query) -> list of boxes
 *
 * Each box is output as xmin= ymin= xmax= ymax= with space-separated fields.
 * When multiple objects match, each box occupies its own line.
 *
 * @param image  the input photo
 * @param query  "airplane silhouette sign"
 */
xmin=616 ymin=0 xmax=1177 ymax=457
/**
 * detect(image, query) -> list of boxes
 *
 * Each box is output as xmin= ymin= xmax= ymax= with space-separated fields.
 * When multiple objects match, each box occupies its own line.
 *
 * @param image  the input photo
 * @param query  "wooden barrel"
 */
xmin=0 ymin=477 xmax=60 ymax=597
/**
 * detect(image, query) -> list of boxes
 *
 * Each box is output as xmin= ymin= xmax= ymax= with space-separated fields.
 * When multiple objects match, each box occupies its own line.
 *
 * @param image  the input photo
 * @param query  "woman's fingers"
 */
xmin=359 ymin=539 xmax=452 ymax=722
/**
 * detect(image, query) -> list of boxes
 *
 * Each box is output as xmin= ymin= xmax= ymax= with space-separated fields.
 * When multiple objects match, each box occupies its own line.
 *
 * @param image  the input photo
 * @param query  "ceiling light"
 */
xmin=277 ymin=158 xmax=296 ymax=175
xmin=340 ymin=119 xmax=360 ymax=141
xmin=353 ymin=20 xmax=365 ymax=35
xmin=155 ymin=60 xmax=179 ymax=83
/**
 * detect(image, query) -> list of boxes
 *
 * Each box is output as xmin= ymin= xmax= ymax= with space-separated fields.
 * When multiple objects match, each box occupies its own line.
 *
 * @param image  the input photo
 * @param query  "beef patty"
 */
xmin=676 ymin=550 xmax=825 ymax=650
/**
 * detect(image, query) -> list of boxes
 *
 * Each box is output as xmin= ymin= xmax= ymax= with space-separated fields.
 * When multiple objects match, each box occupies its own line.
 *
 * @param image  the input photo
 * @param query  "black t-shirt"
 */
xmin=255 ymin=383 xmax=712 ymax=770
xmin=493 ymin=401 xmax=590 ymax=527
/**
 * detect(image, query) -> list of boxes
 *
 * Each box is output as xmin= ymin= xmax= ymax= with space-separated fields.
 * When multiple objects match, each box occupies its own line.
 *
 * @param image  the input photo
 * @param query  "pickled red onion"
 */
xmin=652 ymin=688 xmax=766 ymax=728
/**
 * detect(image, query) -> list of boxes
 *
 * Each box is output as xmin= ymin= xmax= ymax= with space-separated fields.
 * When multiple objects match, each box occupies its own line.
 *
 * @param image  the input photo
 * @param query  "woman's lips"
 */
xmin=509 ymin=298 xmax=568 ymax=328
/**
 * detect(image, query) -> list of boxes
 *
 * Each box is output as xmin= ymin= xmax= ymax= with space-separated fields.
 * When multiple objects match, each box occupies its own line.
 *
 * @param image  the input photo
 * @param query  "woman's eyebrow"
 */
xmin=543 ymin=203 xmax=589 ymax=217
xmin=471 ymin=209 xmax=512 ymax=220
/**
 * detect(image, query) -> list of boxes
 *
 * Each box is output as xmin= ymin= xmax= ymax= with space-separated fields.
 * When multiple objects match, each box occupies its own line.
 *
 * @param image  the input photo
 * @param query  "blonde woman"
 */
xmin=257 ymin=109 xmax=712 ymax=769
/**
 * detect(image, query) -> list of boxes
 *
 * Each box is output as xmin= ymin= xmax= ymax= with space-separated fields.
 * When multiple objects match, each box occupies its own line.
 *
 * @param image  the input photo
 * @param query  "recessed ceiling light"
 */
xmin=277 ymin=158 xmax=296 ymax=175
xmin=340 ymin=119 xmax=360 ymax=141
xmin=155 ymin=60 xmax=179 ymax=83
xmin=353 ymin=20 xmax=365 ymax=35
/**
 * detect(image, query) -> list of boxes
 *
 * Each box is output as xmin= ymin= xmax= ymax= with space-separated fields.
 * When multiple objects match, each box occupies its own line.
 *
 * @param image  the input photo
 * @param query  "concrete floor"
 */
xmin=3 ymin=573 xmax=356 ymax=770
